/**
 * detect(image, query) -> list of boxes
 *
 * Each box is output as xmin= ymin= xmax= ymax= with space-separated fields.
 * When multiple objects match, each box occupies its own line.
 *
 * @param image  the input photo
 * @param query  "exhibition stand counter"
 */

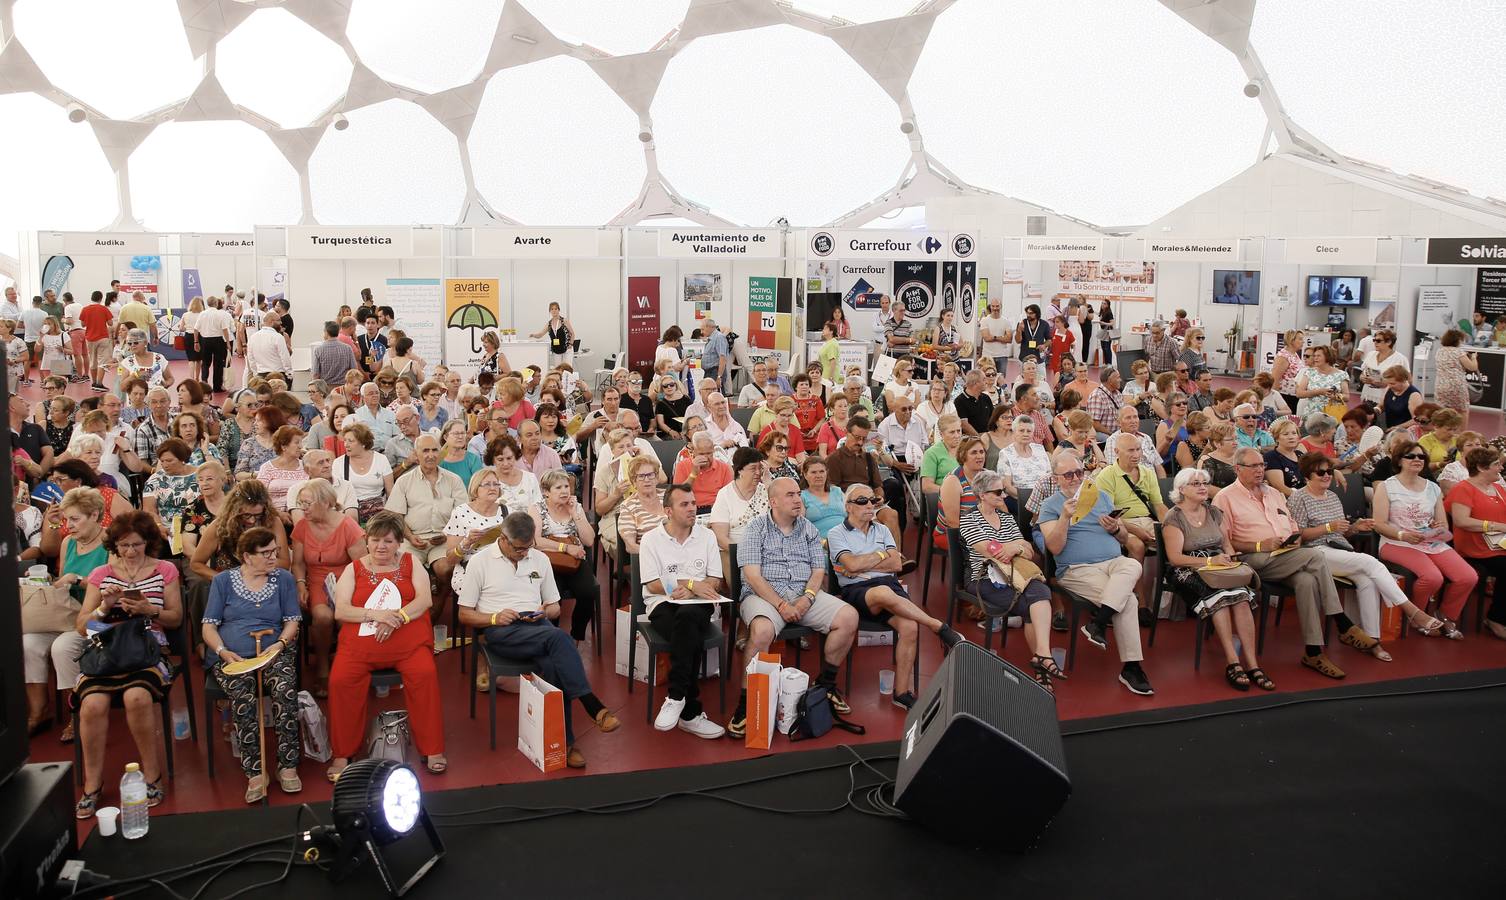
xmin=1468 ymin=344 xmax=1506 ymax=412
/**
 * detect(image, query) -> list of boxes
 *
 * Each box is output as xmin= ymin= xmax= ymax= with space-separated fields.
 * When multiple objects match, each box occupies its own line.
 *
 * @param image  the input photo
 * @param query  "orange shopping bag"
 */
xmin=518 ymin=672 xmax=567 ymax=772
xmin=1380 ymin=576 xmax=1407 ymax=642
xmin=744 ymin=652 xmax=782 ymax=750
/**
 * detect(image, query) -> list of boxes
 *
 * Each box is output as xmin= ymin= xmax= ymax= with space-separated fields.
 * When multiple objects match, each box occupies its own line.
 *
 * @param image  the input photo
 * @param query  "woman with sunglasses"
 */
xmin=116 ymin=327 xmax=174 ymax=392
xmin=1156 ymin=392 xmax=1191 ymax=472
xmin=1288 ymin=452 xmax=1443 ymax=658
xmin=1162 ymin=467 xmax=1270 ymax=691
xmin=1178 ymin=328 xmax=1208 ymax=377
xmin=1361 ymin=332 xmax=1409 ymax=407
xmin=1262 ymin=419 xmax=1304 ymax=496
xmin=202 ymin=526 xmax=303 ymax=803
xmin=1372 ymin=442 xmax=1472 ymax=639
xmin=1445 ymin=445 xmax=1506 ymax=641
xmin=654 ymin=376 xmax=692 ymax=439
xmin=218 ymin=390 xmax=263 ymax=472
xmin=882 ymin=358 xmax=922 ymax=412
xmin=960 ymin=470 xmax=1056 ymax=686
xmin=757 ymin=431 xmax=799 ymax=483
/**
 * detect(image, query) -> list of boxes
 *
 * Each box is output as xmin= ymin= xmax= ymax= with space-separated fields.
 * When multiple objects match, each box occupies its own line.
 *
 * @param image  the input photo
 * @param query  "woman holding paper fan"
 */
xmin=327 ymin=511 xmax=445 ymax=782
xmin=1372 ymin=441 xmax=1472 ymax=638
xmin=291 ymin=479 xmax=366 ymax=698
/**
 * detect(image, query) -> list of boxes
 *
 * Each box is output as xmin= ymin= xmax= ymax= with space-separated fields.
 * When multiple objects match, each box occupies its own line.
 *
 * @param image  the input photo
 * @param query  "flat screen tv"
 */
xmin=1211 ymin=270 xmax=1260 ymax=305
xmin=1307 ymin=275 xmax=1366 ymax=306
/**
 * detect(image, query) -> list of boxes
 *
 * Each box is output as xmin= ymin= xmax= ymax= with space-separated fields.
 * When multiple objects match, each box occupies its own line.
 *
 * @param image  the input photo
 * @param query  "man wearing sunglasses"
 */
xmin=731 ymin=478 xmax=858 ymax=735
xmin=1212 ymin=447 xmax=1372 ymax=679
xmin=828 ymin=483 xmax=963 ymax=709
xmin=1232 ymin=403 xmax=1274 ymax=450
xmin=1035 ymin=453 xmax=1155 ymax=696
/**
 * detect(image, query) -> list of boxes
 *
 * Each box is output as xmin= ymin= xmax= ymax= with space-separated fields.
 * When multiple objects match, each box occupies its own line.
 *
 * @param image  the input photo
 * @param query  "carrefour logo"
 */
xmin=952 ymin=234 xmax=974 ymax=257
xmin=922 ymin=236 xmax=942 ymax=255
xmin=811 ymin=232 xmax=834 ymax=257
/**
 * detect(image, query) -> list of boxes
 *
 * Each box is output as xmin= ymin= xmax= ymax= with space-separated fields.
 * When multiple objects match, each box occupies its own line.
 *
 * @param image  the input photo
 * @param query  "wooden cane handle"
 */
xmin=250 ymin=627 xmax=275 ymax=653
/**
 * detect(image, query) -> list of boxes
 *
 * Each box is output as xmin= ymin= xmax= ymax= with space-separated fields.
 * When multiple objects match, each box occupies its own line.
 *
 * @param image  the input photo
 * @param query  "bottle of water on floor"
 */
xmin=120 ymin=762 xmax=149 ymax=839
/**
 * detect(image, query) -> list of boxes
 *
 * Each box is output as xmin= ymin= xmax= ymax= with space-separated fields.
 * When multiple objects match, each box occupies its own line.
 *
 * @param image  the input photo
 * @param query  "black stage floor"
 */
xmin=75 ymin=668 xmax=1506 ymax=900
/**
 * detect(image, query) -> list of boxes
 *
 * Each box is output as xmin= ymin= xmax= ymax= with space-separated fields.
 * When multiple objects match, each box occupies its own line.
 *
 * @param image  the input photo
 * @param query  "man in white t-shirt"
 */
xmin=287 ymin=450 xmax=357 ymax=523
xmin=639 ymin=483 xmax=728 ymax=739
xmin=62 ymin=292 xmax=89 ymax=382
xmin=979 ymin=299 xmax=1013 ymax=368
xmin=457 ymin=512 xmax=621 ymax=769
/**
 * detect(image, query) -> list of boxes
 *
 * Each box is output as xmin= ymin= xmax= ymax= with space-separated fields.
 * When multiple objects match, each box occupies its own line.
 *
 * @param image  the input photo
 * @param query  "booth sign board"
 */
xmin=1284 ymin=237 xmax=1376 ymax=265
xmin=657 ymin=229 xmax=781 ymax=258
xmin=1020 ymin=238 xmax=1104 ymax=261
xmin=61 ymin=232 xmax=159 ymax=255
xmin=193 ymin=234 xmax=255 ymax=255
xmin=1144 ymin=238 xmax=1238 ymax=261
xmin=473 ymin=227 xmax=598 ymax=258
xmin=1417 ymin=285 xmax=1461 ymax=337
xmin=287 ymin=226 xmax=413 ymax=258
xmin=1426 ymin=237 xmax=1506 ymax=266
xmin=809 ymin=229 xmax=953 ymax=260
xmin=1468 ymin=350 xmax=1504 ymax=410
xmin=1476 ymin=269 xmax=1506 ymax=318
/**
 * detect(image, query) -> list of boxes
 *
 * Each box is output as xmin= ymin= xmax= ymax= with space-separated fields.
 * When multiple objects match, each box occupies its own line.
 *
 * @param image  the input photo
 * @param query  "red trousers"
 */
xmin=327 ymin=643 xmax=445 ymax=758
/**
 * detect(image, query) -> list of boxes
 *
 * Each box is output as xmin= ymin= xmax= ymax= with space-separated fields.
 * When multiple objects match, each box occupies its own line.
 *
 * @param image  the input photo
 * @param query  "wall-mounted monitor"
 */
xmin=1211 ymin=270 xmax=1260 ymax=305
xmin=1307 ymin=275 xmax=1367 ymax=306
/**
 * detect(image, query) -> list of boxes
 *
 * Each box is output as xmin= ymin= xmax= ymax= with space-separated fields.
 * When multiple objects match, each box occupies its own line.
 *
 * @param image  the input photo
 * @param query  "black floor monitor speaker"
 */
xmin=893 ymin=643 xmax=1070 ymax=847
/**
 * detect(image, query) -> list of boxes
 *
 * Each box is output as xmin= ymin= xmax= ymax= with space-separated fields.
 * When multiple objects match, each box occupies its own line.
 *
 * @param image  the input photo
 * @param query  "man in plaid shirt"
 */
xmin=1144 ymin=321 xmax=1178 ymax=375
xmin=130 ymin=387 xmax=174 ymax=471
xmin=728 ymin=477 xmax=858 ymax=736
xmin=1084 ymin=368 xmax=1124 ymax=438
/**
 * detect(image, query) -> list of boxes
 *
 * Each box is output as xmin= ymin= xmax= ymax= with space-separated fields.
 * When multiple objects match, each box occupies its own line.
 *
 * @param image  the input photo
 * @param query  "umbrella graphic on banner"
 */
xmin=448 ymin=302 xmax=498 ymax=353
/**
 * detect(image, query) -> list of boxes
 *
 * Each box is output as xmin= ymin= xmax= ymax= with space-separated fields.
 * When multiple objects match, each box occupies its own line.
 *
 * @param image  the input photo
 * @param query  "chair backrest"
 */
xmin=1015 ymin=487 xmax=1033 ymax=538
xmin=650 ymin=440 xmax=685 ymax=477
xmin=1139 ymin=418 xmax=1158 ymax=437
xmin=628 ymin=553 xmax=645 ymax=616
xmin=727 ymin=543 xmax=742 ymax=605
xmin=730 ymin=406 xmax=755 ymax=429
xmin=946 ymin=526 xmax=971 ymax=584
xmin=922 ymin=489 xmax=940 ymax=532
xmin=1158 ymin=477 xmax=1175 ymax=503
xmin=1337 ymin=471 xmax=1368 ymax=519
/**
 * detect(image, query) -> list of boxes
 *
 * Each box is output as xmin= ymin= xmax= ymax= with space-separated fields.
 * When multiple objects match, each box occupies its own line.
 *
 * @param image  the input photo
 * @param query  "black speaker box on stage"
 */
xmin=893 ymin=643 xmax=1070 ymax=847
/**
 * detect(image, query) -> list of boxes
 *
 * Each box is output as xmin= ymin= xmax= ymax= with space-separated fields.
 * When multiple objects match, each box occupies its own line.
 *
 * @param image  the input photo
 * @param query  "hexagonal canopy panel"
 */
xmin=13 ymin=0 xmax=202 ymax=121
xmin=652 ymin=23 xmax=912 ymax=225
xmin=910 ymin=0 xmax=1266 ymax=226
xmin=346 ymin=0 xmax=504 ymax=94
xmin=0 ymin=92 xmax=117 ymax=257
xmin=1252 ymin=0 xmax=1506 ymax=199
xmin=517 ymin=0 xmax=689 ymax=55
xmin=470 ymin=56 xmax=645 ymax=225
xmin=308 ymin=98 xmax=467 ymax=224
xmin=128 ymin=120 xmax=300 ymax=231
xmin=786 ymin=1 xmax=923 ymax=25
xmin=216 ymin=7 xmax=353 ymax=129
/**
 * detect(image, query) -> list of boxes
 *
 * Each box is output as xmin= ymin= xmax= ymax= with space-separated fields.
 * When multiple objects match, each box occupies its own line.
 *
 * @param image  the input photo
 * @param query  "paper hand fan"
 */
xmin=1070 ymin=480 xmax=1099 ymax=524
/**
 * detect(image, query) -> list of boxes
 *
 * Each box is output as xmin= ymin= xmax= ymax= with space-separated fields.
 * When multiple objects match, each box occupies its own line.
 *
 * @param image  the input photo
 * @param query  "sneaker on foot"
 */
xmin=90 ymin=382 xmax=107 ymax=392
xmin=891 ymin=691 xmax=917 ymax=710
xmin=1081 ymin=621 xmax=1108 ymax=650
xmin=1051 ymin=611 xmax=1068 ymax=633
xmin=1118 ymin=665 xmax=1154 ymax=696
xmin=677 ymin=713 xmax=726 ymax=739
xmin=654 ymin=696 xmax=686 ymax=731
xmin=938 ymin=624 xmax=966 ymax=650
xmin=726 ymin=708 xmax=747 ymax=738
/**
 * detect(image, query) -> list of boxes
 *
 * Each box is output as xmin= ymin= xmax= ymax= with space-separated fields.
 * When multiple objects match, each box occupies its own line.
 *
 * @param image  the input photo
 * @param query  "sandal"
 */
xmin=475 ymin=670 xmax=491 ymax=692
xmin=425 ymin=756 xmax=448 ymax=775
xmin=1224 ymin=663 xmax=1251 ymax=691
xmin=75 ymin=789 xmax=101 ymax=820
xmin=245 ymin=775 xmax=268 ymax=805
xmin=1246 ymin=667 xmax=1276 ymax=691
xmin=1370 ymin=643 xmax=1394 ymax=662
xmin=145 ymin=778 xmax=164 ymax=808
xmin=326 ymin=759 xmax=349 ymax=783
xmin=1030 ymin=654 xmax=1068 ymax=681
xmin=58 ymin=721 xmax=75 ymax=744
xmin=1337 ymin=625 xmax=1379 ymax=652
xmin=1410 ymin=614 xmax=1462 ymax=640
xmin=1031 ymin=669 xmax=1054 ymax=693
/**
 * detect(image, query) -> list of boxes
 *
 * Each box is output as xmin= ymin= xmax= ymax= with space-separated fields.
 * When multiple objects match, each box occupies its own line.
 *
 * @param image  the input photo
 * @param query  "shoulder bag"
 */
xmin=77 ymin=617 xmax=163 ymax=677
xmin=21 ymin=582 xmax=82 ymax=635
xmin=542 ymin=534 xmax=582 ymax=574
xmin=365 ymin=709 xmax=413 ymax=765
xmin=786 ymin=684 xmax=865 ymax=742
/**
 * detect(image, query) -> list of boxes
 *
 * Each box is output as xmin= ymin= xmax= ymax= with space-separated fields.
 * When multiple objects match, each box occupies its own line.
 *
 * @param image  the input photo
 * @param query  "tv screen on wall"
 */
xmin=1211 ymin=270 xmax=1260 ymax=305
xmin=1307 ymin=275 xmax=1366 ymax=306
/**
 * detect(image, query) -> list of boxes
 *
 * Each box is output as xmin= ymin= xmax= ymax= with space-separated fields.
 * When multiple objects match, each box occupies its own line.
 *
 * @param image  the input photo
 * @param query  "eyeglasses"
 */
xmin=1236 ymin=462 xmax=1266 ymax=469
xmin=1058 ymin=468 xmax=1085 ymax=480
xmin=1172 ymin=401 xmax=1189 ymax=407
xmin=1414 ymin=418 xmax=1430 ymax=425
xmin=249 ymin=547 xmax=279 ymax=559
xmin=1175 ymin=368 xmax=1189 ymax=374
xmin=1401 ymin=453 xmax=1427 ymax=461
xmin=1238 ymin=415 xmax=1256 ymax=421
xmin=981 ymin=489 xmax=1005 ymax=496
xmin=848 ymin=496 xmax=878 ymax=506
xmin=1186 ymin=479 xmax=1211 ymax=487
xmin=115 ymin=540 xmax=146 ymax=551
xmin=1313 ymin=469 xmax=1333 ymax=477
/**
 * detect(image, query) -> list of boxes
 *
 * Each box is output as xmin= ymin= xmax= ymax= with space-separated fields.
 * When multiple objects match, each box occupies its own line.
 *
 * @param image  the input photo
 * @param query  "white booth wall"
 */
xmin=22 ymin=231 xmax=256 ymax=309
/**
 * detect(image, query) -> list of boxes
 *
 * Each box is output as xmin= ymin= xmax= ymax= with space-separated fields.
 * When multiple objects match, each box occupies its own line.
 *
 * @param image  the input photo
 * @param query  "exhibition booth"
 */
xmin=18 ymin=225 xmax=1506 ymax=412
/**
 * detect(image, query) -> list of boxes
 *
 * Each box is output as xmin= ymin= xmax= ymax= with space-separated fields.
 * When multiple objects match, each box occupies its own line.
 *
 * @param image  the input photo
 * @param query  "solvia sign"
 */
xmin=1426 ymin=237 xmax=1506 ymax=266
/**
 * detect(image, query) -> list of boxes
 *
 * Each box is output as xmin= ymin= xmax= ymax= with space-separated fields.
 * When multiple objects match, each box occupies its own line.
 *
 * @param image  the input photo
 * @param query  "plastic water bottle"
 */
xmin=120 ymin=762 xmax=149 ymax=840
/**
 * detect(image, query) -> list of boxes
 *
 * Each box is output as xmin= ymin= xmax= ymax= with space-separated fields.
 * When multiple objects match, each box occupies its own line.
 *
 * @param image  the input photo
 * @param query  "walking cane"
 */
xmin=248 ymin=628 xmax=274 ymax=787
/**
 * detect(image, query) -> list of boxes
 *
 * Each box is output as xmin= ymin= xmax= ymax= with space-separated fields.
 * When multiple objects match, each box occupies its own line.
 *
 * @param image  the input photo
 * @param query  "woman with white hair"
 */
xmin=1162 ymin=466 xmax=1272 ymax=691
xmin=116 ymin=327 xmax=174 ymax=390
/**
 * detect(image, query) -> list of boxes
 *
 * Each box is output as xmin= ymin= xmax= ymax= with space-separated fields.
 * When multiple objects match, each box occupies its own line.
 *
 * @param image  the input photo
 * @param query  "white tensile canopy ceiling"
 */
xmin=0 ymin=0 xmax=1502 ymax=264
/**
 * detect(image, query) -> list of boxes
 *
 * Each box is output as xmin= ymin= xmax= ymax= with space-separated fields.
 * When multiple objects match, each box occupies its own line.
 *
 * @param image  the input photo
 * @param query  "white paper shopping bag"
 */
xmin=744 ymin=652 xmax=782 ymax=750
xmin=517 ymin=673 xmax=566 ymax=772
xmin=776 ymin=668 xmax=809 ymax=735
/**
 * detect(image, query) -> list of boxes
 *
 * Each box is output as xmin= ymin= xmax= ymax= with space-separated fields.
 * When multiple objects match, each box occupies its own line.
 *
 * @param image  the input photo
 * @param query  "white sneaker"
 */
xmin=677 ymin=713 xmax=726 ymax=740
xmin=654 ymin=696 xmax=686 ymax=731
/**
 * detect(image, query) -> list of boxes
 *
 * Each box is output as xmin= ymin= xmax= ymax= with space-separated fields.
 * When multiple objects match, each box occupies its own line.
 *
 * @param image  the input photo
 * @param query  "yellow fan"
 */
xmin=1070 ymin=480 xmax=1099 ymax=524
xmin=1200 ymin=562 xmax=1239 ymax=571
xmin=221 ymin=646 xmax=280 ymax=676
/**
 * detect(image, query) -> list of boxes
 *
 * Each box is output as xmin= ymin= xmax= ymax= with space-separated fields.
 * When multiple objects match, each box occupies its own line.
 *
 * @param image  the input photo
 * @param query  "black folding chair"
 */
xmin=918 ymin=491 xmax=946 ymax=610
xmin=466 ymin=640 xmax=538 ymax=751
xmin=945 ymin=527 xmax=1008 ymax=655
xmin=626 ymin=555 xmax=727 ymax=723
xmin=649 ymin=440 xmax=685 ymax=477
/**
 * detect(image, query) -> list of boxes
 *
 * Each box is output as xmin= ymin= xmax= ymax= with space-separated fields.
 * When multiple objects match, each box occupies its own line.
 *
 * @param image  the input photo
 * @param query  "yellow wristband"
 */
xmin=687 ymin=579 xmax=695 ymax=591
xmin=558 ymin=542 xmax=565 ymax=552
xmin=877 ymin=549 xmax=888 ymax=561
xmin=1325 ymin=522 xmax=1332 ymax=534
xmin=489 ymin=612 xmax=499 ymax=626
xmin=397 ymin=609 xmax=411 ymax=624
xmin=1486 ymin=520 xmax=1492 ymax=534
xmin=1255 ymin=541 xmax=1261 ymax=553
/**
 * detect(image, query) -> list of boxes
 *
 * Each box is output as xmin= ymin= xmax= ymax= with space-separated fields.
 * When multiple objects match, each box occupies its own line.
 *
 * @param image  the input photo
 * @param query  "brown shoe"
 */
xmin=1301 ymin=652 xmax=1345 ymax=679
xmin=1337 ymin=625 xmax=1378 ymax=652
xmin=475 ymin=670 xmax=491 ymax=692
xmin=566 ymin=746 xmax=586 ymax=769
xmin=594 ymin=708 xmax=621 ymax=733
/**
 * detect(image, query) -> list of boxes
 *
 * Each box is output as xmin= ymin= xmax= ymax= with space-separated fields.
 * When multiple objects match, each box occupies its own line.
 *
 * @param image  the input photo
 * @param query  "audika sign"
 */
xmin=1426 ymin=237 xmax=1506 ymax=266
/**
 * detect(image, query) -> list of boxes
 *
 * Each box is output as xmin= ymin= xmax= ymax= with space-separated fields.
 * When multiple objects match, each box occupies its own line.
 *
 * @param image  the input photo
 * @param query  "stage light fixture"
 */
xmin=66 ymin=103 xmax=87 ymax=123
xmin=334 ymin=113 xmax=350 ymax=131
xmin=303 ymin=759 xmax=444 ymax=898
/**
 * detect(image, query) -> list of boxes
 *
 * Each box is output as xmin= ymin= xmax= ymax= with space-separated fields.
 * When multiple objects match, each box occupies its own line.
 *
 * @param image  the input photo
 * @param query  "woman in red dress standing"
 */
xmin=325 ymin=511 xmax=446 ymax=781
xmin=1047 ymin=312 xmax=1075 ymax=378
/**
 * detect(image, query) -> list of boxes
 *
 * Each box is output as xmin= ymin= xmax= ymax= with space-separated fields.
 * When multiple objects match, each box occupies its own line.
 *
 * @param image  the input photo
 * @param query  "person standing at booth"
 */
xmin=530 ymin=301 xmax=576 ymax=369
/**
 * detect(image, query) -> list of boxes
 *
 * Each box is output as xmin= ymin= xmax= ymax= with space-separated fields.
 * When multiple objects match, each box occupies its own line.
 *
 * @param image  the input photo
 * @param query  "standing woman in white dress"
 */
xmin=1358 ymin=330 xmax=1408 ymax=406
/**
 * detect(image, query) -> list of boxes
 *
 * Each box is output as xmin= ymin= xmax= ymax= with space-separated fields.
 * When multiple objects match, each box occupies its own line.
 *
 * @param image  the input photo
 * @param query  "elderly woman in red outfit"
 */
xmin=325 ymin=511 xmax=446 ymax=781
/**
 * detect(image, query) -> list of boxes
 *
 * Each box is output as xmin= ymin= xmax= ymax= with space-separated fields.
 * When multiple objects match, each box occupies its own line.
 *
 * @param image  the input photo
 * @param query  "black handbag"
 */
xmin=787 ymin=684 xmax=865 ymax=742
xmin=77 ymin=617 xmax=163 ymax=677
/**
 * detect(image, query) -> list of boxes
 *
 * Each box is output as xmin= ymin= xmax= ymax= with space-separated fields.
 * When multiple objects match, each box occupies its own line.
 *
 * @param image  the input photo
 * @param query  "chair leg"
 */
xmin=920 ymin=545 xmax=934 ymax=610
xmin=454 ymin=601 xmax=465 ymax=674
xmin=1193 ymin=617 xmax=1204 ymax=672
xmin=488 ymin=672 xmax=497 ymax=752
xmin=205 ymin=689 xmax=216 ymax=780
xmin=594 ymin=590 xmax=603 ymax=657
xmin=159 ymin=699 xmax=174 ymax=780
xmin=181 ymin=666 xmax=198 ymax=743
xmin=1256 ymin=594 xmax=1270 ymax=655
xmin=645 ymin=652 xmax=656 ymax=725
xmin=1066 ymin=601 xmax=1083 ymax=671
xmin=73 ymin=711 xmax=82 ymax=788
xmin=469 ymin=639 xmax=479 ymax=720
xmin=844 ymin=645 xmax=853 ymax=696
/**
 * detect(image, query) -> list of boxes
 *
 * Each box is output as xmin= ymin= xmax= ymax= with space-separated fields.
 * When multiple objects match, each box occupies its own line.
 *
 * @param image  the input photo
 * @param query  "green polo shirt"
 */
xmin=1093 ymin=463 xmax=1162 ymax=519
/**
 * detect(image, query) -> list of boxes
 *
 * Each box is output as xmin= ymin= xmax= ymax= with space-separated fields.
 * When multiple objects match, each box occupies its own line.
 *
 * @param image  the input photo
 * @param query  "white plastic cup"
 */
xmin=172 ymin=707 xmax=190 ymax=741
xmin=432 ymin=624 xmax=448 ymax=651
xmin=878 ymin=669 xmax=895 ymax=695
xmin=96 ymin=806 xmax=120 ymax=837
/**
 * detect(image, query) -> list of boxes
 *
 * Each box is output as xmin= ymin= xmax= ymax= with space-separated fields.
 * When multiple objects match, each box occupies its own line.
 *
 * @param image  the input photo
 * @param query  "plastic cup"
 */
xmin=878 ymin=669 xmax=895 ymax=695
xmin=1051 ymin=647 xmax=1067 ymax=671
xmin=432 ymin=624 xmax=449 ymax=651
xmin=96 ymin=806 xmax=120 ymax=837
xmin=172 ymin=707 xmax=190 ymax=741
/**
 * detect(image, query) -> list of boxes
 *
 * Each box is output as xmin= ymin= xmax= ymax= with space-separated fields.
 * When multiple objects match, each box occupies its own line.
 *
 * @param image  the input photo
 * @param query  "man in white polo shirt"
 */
xmin=639 ymin=482 xmax=728 ymax=740
xmin=457 ymin=511 xmax=620 ymax=769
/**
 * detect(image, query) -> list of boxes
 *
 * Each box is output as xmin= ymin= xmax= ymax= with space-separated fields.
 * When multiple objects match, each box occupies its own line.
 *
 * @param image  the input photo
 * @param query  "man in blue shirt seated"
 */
xmin=827 ymin=482 xmax=964 ymax=711
xmin=1034 ymin=453 xmax=1155 ymax=696
xmin=730 ymin=477 xmax=857 ymax=736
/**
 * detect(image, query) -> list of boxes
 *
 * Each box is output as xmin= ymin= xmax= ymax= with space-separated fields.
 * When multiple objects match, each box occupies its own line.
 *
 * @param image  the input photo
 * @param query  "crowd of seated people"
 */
xmin=12 ymin=293 xmax=1502 ymax=823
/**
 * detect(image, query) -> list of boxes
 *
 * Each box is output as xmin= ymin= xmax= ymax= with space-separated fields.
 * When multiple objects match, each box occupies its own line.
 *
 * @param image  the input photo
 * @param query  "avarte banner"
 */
xmin=444 ymin=277 xmax=501 ymax=378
